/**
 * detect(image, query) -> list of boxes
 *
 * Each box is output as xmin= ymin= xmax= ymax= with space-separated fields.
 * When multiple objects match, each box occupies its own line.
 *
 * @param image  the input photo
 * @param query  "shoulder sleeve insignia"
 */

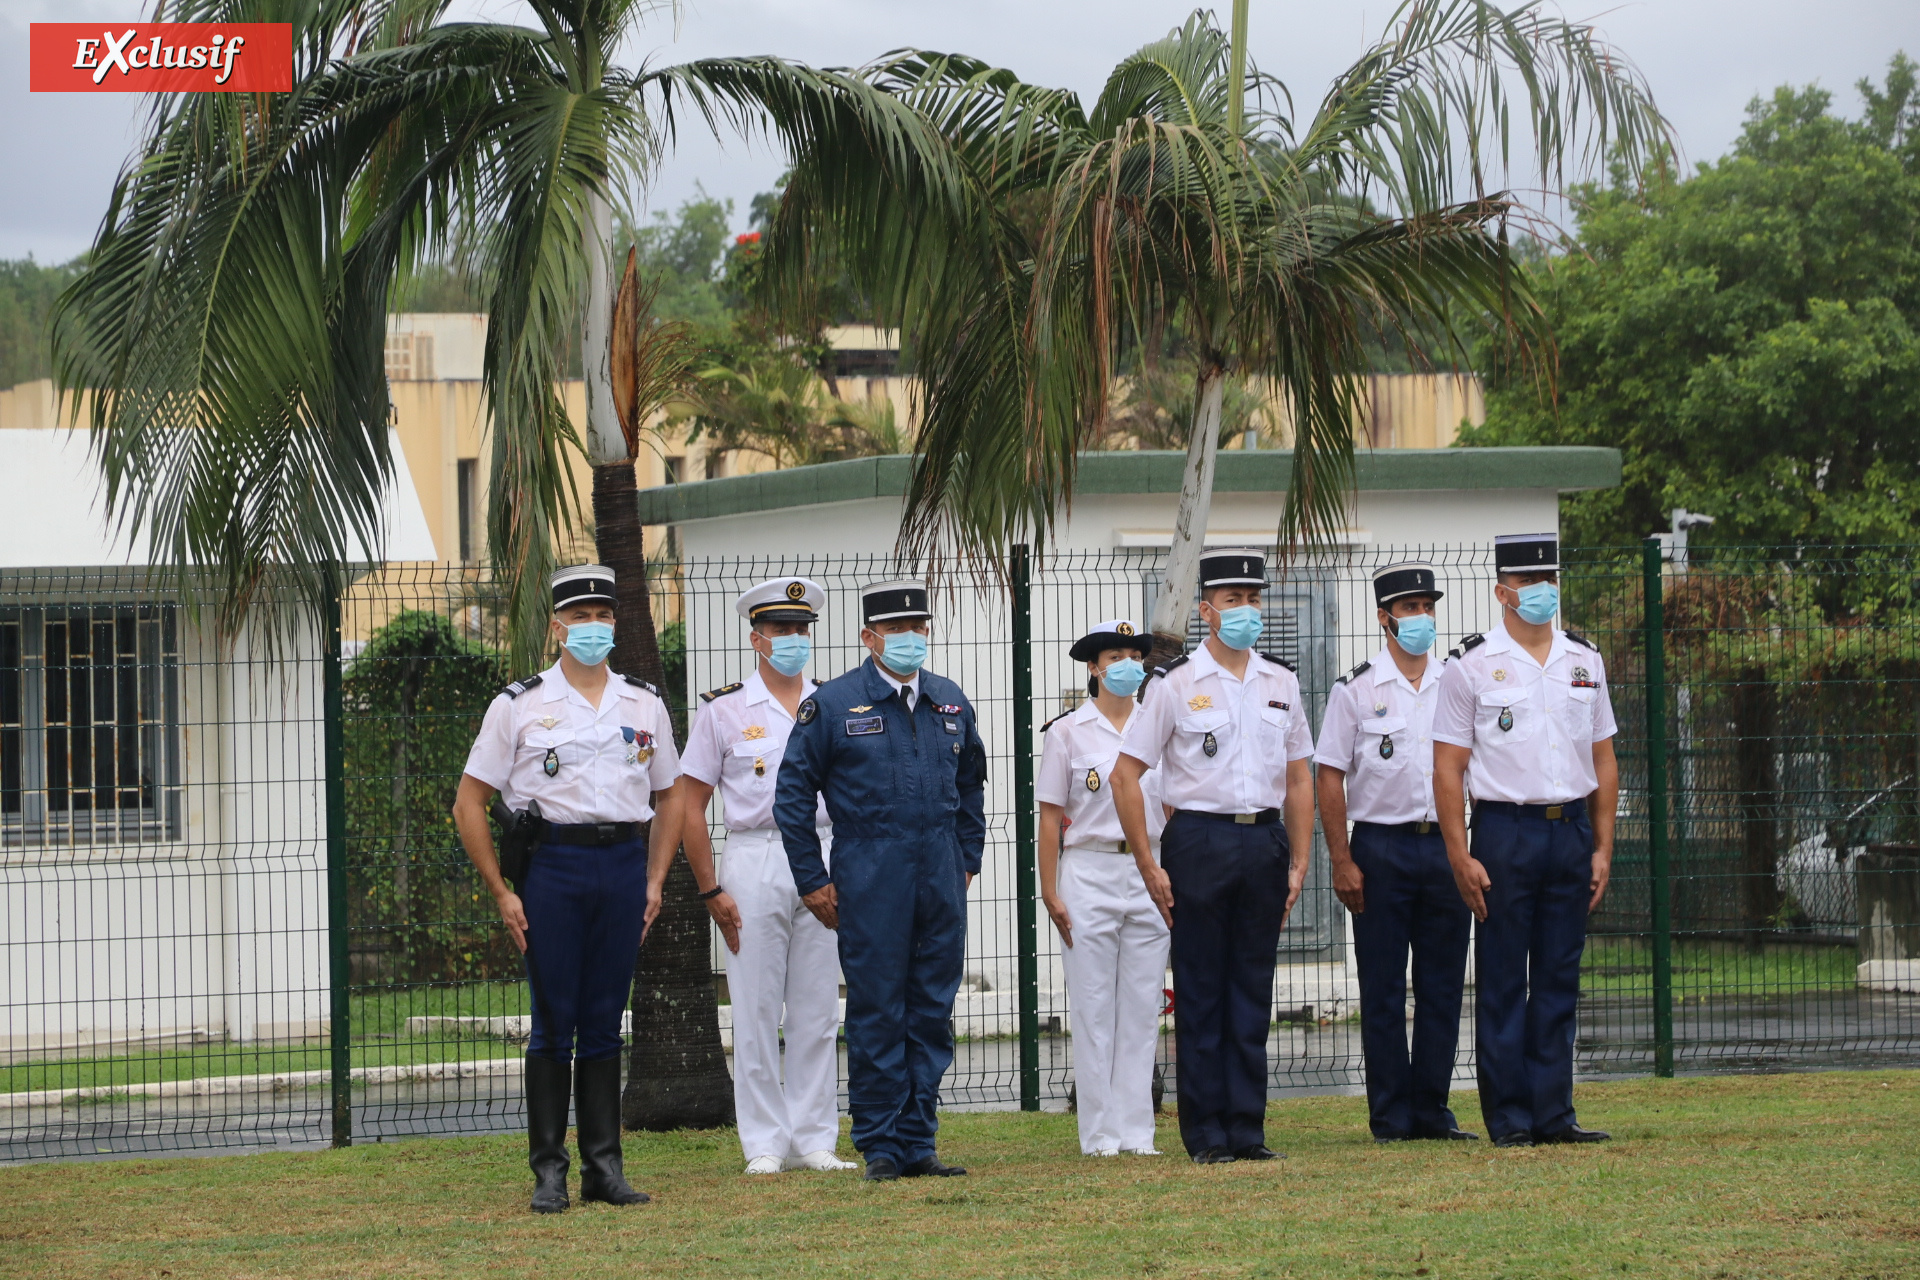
xmin=1335 ymin=660 xmax=1372 ymax=686
xmin=797 ymin=698 xmax=818 ymax=725
xmin=1563 ymin=630 xmax=1597 ymax=651
xmin=619 ymin=673 xmax=662 ymax=697
xmin=499 ymin=673 xmax=544 ymax=699
xmin=1039 ymin=710 xmax=1071 ymax=733
xmin=698 ymin=682 xmax=744 ymax=704
xmin=1258 ymin=652 xmax=1296 ymax=671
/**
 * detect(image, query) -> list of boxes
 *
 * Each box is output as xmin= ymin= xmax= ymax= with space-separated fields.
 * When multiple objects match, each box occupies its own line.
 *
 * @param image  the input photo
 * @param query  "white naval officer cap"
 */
xmin=551 ymin=563 xmax=615 ymax=610
xmin=735 ymin=576 xmax=825 ymax=624
xmin=1068 ymin=619 xmax=1151 ymax=662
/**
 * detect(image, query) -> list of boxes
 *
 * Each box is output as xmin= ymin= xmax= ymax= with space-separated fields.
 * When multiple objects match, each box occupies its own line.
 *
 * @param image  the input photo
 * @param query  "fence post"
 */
xmin=323 ymin=573 xmax=354 ymax=1145
xmin=1011 ymin=544 xmax=1040 ymax=1111
xmin=1642 ymin=538 xmax=1675 ymax=1078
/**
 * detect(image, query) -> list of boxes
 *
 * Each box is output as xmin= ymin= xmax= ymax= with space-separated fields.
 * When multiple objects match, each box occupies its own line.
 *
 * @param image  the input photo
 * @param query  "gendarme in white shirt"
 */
xmin=679 ymin=671 xmax=830 ymax=831
xmin=462 ymin=662 xmax=680 ymax=824
xmin=1036 ymin=700 xmax=1168 ymax=853
xmin=1431 ymin=622 xmax=1618 ymax=805
xmin=1118 ymin=644 xmax=1315 ymax=814
xmin=1315 ymin=646 xmax=1446 ymax=825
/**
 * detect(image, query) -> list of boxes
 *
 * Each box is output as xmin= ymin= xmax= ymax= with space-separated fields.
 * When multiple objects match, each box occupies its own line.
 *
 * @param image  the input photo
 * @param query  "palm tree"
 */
xmin=51 ymin=0 xmax=734 ymax=1129
xmin=676 ymin=1 xmax=1669 ymax=644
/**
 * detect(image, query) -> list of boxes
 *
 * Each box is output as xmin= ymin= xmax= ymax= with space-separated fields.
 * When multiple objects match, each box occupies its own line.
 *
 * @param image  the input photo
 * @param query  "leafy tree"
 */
xmin=1464 ymin=55 xmax=1920 ymax=550
xmin=0 ymin=258 xmax=81 ymax=389
xmin=624 ymin=192 xmax=736 ymax=330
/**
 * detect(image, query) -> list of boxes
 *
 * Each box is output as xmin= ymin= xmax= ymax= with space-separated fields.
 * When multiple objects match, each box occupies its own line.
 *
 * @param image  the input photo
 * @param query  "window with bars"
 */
xmin=0 ymin=605 xmax=182 ymax=847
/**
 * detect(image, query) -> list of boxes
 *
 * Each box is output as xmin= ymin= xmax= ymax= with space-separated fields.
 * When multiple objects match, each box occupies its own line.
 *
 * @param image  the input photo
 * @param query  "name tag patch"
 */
xmin=845 ymin=716 xmax=886 ymax=737
xmin=943 ymin=719 xmax=960 ymax=733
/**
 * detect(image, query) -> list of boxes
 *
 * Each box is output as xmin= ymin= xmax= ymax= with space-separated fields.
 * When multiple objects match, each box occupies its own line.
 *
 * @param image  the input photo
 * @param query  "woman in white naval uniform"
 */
xmin=1037 ymin=620 xmax=1170 ymax=1157
xmin=678 ymin=578 xmax=855 ymax=1175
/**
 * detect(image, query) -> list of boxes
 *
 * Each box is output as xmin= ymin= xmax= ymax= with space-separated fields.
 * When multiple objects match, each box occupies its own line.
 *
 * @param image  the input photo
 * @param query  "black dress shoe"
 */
xmin=901 ymin=1155 xmax=968 ymax=1177
xmin=1536 ymin=1124 xmax=1611 ymax=1144
xmin=1232 ymin=1144 xmax=1284 ymax=1161
xmin=1373 ymin=1134 xmax=1412 ymax=1145
xmin=1493 ymin=1132 xmax=1534 ymax=1148
xmin=864 ymin=1156 xmax=901 ymax=1181
xmin=1414 ymin=1128 xmax=1481 ymax=1142
xmin=1190 ymin=1147 xmax=1237 ymax=1164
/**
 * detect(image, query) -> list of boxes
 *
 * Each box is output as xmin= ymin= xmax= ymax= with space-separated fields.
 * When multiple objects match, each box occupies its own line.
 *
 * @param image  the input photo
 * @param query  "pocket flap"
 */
xmin=729 ymin=740 xmax=771 ymax=758
xmin=1358 ymin=716 xmax=1408 ymax=735
xmin=1178 ymin=710 xmax=1231 ymax=734
xmin=1477 ymin=688 xmax=1532 ymax=708
xmin=527 ymin=726 xmax=576 ymax=748
xmin=1069 ymin=751 xmax=1118 ymax=772
xmin=1566 ymin=686 xmax=1598 ymax=703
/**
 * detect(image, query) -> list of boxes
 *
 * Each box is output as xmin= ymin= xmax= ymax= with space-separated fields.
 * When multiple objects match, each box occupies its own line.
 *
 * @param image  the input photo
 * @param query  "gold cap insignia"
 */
xmin=785 ymin=581 xmax=806 ymax=600
xmin=1116 ymin=622 xmax=1135 ymax=635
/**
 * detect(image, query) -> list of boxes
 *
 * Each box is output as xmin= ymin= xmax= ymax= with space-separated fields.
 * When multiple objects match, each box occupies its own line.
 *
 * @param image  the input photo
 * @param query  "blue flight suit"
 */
xmin=775 ymin=659 xmax=987 ymax=1167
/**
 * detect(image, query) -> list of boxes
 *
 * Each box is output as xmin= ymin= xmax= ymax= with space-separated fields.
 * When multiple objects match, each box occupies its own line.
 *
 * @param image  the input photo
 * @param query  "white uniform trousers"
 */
xmin=1057 ymin=845 xmax=1171 ymax=1154
xmin=721 ymin=827 xmax=843 ymax=1161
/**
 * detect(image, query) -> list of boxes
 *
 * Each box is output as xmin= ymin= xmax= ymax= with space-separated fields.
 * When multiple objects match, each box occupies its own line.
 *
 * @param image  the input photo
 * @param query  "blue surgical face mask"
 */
xmin=1101 ymin=656 xmax=1146 ymax=697
xmin=1214 ymin=604 xmax=1264 ymax=651
xmin=562 ymin=620 xmax=615 ymax=666
xmin=765 ymin=633 xmax=810 ymax=677
xmin=879 ymin=629 xmax=928 ymax=676
xmin=1391 ymin=613 xmax=1437 ymax=656
xmin=1513 ymin=582 xmax=1560 ymax=626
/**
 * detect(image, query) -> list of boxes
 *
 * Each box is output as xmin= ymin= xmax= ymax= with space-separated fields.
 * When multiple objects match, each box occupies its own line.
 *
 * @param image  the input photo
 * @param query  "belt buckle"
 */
xmin=1544 ymin=805 xmax=1563 ymax=821
xmin=1415 ymin=821 xmax=1433 ymax=834
xmin=1233 ymin=813 xmax=1256 ymax=825
xmin=1117 ymin=840 xmax=1130 ymax=854
xmin=596 ymin=822 xmax=618 ymax=842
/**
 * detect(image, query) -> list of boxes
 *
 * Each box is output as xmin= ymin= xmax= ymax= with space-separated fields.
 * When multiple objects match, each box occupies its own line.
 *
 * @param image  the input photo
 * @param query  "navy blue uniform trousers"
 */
xmin=519 ymin=837 xmax=650 ymax=1063
xmin=1162 ymin=811 xmax=1290 ymax=1155
xmin=1348 ymin=822 xmax=1472 ymax=1138
xmin=1471 ymin=803 xmax=1593 ymax=1141
xmin=832 ymin=827 xmax=968 ymax=1166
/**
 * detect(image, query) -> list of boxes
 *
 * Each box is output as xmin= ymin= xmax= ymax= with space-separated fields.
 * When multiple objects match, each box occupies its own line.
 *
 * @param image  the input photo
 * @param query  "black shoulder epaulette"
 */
xmin=1447 ymin=632 xmax=1486 ymax=660
xmin=1563 ymin=630 xmax=1597 ymax=652
xmin=1141 ymin=653 xmax=1190 ymax=690
xmin=698 ymin=682 xmax=744 ymax=704
xmin=621 ymin=673 xmax=662 ymax=697
xmin=1335 ymin=660 xmax=1372 ymax=686
xmin=498 ymin=673 xmax=544 ymax=699
xmin=1259 ymin=652 xmax=1296 ymax=671
xmin=1039 ymin=710 xmax=1073 ymax=733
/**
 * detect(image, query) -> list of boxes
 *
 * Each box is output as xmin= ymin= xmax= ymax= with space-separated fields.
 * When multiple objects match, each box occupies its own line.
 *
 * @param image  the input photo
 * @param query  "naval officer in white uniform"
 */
xmin=1037 ymin=619 xmax=1170 ymax=1158
xmin=679 ymin=577 xmax=856 ymax=1175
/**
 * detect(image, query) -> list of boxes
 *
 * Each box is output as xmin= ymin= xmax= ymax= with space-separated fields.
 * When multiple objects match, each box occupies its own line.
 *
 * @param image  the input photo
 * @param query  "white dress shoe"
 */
xmin=1090 ymin=1148 xmax=1120 ymax=1157
xmin=788 ymin=1150 xmax=859 ymax=1171
xmin=744 ymin=1155 xmax=785 ymax=1175
xmin=1120 ymin=1148 xmax=1163 ymax=1156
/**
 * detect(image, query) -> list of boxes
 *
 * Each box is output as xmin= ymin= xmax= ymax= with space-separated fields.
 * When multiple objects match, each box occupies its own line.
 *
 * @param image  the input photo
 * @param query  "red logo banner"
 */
xmin=30 ymin=23 xmax=293 ymax=93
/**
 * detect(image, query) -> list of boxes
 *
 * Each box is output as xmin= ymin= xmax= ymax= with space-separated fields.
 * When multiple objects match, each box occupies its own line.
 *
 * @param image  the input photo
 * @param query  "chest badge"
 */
xmin=542 ymin=746 xmax=560 ymax=777
xmin=1202 ymin=731 xmax=1219 ymax=757
xmin=754 ymin=756 xmax=766 ymax=777
xmin=538 ymin=715 xmax=560 ymax=730
xmin=1373 ymin=702 xmax=1388 ymax=717
xmin=848 ymin=705 xmax=873 ymax=714
xmin=1188 ymin=694 xmax=1213 ymax=712
xmin=1492 ymin=668 xmax=1507 ymax=682
xmin=1498 ymin=707 xmax=1514 ymax=733
xmin=1379 ymin=734 xmax=1395 ymax=760
xmin=1571 ymin=666 xmax=1598 ymax=689
xmin=1086 ymin=767 xmax=1102 ymax=793
xmin=742 ymin=724 xmax=767 ymax=741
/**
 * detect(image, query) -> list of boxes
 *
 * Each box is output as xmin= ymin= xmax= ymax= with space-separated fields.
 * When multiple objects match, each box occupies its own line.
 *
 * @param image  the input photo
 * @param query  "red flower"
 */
xmin=735 ymin=232 xmax=761 ymax=246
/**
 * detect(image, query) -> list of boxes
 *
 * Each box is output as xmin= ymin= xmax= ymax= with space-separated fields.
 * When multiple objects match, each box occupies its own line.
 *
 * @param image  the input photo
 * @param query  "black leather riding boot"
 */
xmin=575 ymin=1055 xmax=649 ymax=1205
xmin=525 ymin=1053 xmax=572 ymax=1214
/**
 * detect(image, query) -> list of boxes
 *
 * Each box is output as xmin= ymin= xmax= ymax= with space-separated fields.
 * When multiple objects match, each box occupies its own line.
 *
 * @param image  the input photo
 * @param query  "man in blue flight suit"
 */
xmin=774 ymin=579 xmax=988 ymax=1182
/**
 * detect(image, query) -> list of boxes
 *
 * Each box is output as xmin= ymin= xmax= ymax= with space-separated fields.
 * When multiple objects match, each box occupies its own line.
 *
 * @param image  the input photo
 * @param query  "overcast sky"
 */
xmin=0 ymin=0 xmax=1912 ymax=261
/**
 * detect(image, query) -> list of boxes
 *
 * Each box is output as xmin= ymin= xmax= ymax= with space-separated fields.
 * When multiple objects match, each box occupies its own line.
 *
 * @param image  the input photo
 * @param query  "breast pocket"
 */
xmin=1476 ymin=688 xmax=1536 ymax=744
xmin=1562 ymin=686 xmax=1599 ymax=740
xmin=725 ymin=739 xmax=777 ymax=787
xmin=1174 ymin=710 xmax=1232 ymax=770
xmin=1070 ymin=751 xmax=1119 ymax=796
xmin=1356 ymin=715 xmax=1410 ymax=769
xmin=524 ymin=726 xmax=577 ymax=777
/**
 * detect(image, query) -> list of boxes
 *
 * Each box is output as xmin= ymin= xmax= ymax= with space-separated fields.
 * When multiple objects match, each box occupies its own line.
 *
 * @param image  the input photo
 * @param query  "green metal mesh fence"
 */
xmin=3 ymin=546 xmax=1918 ymax=1161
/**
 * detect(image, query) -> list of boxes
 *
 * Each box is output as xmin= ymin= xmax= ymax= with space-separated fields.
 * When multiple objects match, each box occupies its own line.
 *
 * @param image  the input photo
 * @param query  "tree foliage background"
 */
xmin=1465 ymin=55 xmax=1920 ymax=550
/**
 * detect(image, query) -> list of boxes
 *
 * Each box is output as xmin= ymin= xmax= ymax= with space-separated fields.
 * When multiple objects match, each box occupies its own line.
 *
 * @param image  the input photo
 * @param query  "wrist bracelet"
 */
xmin=698 ymin=884 xmax=725 ymax=901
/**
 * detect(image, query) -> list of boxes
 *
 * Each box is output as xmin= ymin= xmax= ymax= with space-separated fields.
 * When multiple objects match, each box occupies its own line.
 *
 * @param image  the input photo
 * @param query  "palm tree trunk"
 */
xmin=581 ymin=188 xmax=733 ymax=1129
xmin=1147 ymin=360 xmax=1227 ymax=657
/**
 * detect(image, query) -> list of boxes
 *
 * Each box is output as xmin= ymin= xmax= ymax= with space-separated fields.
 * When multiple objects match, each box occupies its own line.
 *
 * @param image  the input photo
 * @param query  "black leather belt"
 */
xmin=1473 ymin=799 xmax=1587 ymax=823
xmin=543 ymin=820 xmax=644 ymax=845
xmin=1175 ymin=808 xmax=1280 ymax=825
xmin=1356 ymin=820 xmax=1440 ymax=836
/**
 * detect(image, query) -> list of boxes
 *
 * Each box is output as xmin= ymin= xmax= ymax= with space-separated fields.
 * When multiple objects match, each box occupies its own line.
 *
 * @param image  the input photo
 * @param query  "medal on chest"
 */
xmin=754 ymin=756 xmax=767 ymax=777
xmin=1378 ymin=734 xmax=1394 ymax=760
xmin=1202 ymin=731 xmax=1219 ymax=757
xmin=1085 ymin=767 xmax=1101 ymax=793
xmin=622 ymin=725 xmax=654 ymax=764
xmin=542 ymin=746 xmax=560 ymax=777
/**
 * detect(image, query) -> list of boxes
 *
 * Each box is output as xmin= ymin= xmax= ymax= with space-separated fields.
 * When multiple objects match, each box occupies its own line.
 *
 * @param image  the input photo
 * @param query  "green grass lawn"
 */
xmin=4 ymin=1072 xmax=1917 ymax=1279
xmin=1580 ymin=939 xmax=1858 ymax=998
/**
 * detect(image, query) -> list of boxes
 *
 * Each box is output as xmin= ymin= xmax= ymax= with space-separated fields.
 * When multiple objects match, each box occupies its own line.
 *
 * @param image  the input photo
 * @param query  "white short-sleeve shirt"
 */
xmin=1036 ymin=699 xmax=1168 ymax=854
xmin=1431 ymin=622 xmax=1619 ymax=805
xmin=1117 ymin=644 xmax=1315 ymax=814
xmin=1314 ymin=647 xmax=1445 ymax=826
xmin=680 ymin=671 xmax=829 ymax=831
xmin=462 ymin=663 xmax=680 ymax=824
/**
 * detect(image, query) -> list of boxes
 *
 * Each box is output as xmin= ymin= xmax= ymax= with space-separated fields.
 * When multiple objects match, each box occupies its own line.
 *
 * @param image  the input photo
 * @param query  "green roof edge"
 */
xmin=635 ymin=446 xmax=1621 ymax=525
